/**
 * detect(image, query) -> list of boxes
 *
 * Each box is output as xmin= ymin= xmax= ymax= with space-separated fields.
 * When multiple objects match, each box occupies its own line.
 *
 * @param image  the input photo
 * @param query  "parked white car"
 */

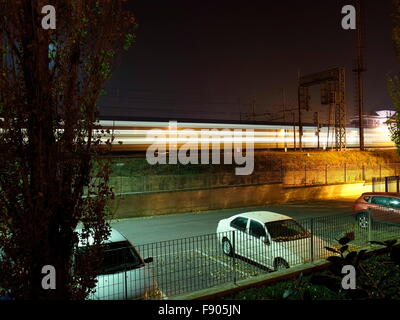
xmin=76 ymin=228 xmax=161 ymax=300
xmin=216 ymin=211 xmax=329 ymax=270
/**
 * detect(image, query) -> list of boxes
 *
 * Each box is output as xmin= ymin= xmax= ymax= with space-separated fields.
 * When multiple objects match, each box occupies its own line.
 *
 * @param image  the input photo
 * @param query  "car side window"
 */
xmin=370 ymin=197 xmax=378 ymax=204
xmin=230 ymin=217 xmax=248 ymax=232
xmin=389 ymin=197 xmax=400 ymax=209
xmin=371 ymin=197 xmax=388 ymax=206
xmin=249 ymin=220 xmax=266 ymax=238
xmin=381 ymin=197 xmax=391 ymax=207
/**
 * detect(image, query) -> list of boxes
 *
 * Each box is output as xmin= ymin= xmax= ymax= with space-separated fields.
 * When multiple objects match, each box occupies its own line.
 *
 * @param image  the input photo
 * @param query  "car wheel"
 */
xmin=222 ymin=238 xmax=233 ymax=256
xmin=274 ymin=259 xmax=289 ymax=271
xmin=357 ymin=212 xmax=369 ymax=229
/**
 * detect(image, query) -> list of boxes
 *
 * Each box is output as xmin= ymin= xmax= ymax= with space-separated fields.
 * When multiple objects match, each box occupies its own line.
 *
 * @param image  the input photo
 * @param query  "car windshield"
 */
xmin=76 ymin=241 xmax=144 ymax=275
xmin=265 ymin=219 xmax=310 ymax=242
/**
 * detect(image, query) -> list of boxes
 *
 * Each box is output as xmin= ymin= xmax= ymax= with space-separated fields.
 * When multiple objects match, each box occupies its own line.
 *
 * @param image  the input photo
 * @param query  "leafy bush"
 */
xmin=223 ymin=235 xmax=400 ymax=300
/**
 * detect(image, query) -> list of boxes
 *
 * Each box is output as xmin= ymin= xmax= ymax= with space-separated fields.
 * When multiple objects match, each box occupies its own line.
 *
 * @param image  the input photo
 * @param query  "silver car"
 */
xmin=216 ymin=211 xmax=329 ymax=271
xmin=76 ymin=228 xmax=161 ymax=300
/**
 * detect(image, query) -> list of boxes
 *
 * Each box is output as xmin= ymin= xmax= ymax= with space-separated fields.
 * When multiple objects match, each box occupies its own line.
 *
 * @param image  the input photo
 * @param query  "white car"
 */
xmin=76 ymin=228 xmax=161 ymax=300
xmin=216 ymin=211 xmax=329 ymax=271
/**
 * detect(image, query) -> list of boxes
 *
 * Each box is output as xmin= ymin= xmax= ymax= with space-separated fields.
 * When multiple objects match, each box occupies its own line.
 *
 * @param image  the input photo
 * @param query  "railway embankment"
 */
xmin=107 ymin=150 xmax=398 ymax=218
xmin=109 ymin=149 xmax=399 ymax=194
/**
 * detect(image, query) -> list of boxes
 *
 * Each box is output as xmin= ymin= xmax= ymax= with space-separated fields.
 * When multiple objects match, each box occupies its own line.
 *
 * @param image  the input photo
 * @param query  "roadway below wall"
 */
xmin=109 ymin=181 xmax=371 ymax=219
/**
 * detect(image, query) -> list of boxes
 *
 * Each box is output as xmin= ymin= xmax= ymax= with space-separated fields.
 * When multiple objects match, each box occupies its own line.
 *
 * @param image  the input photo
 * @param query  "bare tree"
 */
xmin=0 ymin=0 xmax=135 ymax=299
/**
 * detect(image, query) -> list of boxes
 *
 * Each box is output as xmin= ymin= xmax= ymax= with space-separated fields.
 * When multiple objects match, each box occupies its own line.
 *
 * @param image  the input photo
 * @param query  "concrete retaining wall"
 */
xmin=109 ymin=181 xmax=370 ymax=219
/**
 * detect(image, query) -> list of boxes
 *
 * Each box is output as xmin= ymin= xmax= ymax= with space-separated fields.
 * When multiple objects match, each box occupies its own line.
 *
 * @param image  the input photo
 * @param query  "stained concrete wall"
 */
xmin=109 ymin=182 xmax=371 ymax=219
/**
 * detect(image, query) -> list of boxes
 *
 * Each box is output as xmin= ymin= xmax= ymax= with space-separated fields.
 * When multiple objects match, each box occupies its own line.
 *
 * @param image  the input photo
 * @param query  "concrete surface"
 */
xmin=109 ymin=182 xmax=370 ymax=219
xmin=111 ymin=199 xmax=355 ymax=245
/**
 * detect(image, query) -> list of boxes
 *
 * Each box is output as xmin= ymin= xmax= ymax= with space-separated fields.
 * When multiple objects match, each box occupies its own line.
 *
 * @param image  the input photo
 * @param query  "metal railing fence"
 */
xmin=372 ymin=176 xmax=400 ymax=193
xmin=109 ymin=162 xmax=400 ymax=194
xmin=87 ymin=209 xmax=400 ymax=300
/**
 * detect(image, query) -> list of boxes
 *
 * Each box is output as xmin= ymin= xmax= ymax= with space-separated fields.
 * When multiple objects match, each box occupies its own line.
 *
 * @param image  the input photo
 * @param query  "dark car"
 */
xmin=352 ymin=192 xmax=400 ymax=228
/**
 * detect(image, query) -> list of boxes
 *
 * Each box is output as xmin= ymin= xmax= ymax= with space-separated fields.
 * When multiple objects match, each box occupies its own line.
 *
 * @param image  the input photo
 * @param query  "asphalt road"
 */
xmin=111 ymin=199 xmax=355 ymax=246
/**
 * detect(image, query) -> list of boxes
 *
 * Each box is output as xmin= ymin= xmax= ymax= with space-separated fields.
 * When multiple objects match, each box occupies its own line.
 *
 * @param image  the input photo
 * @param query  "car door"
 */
xmin=229 ymin=217 xmax=249 ymax=256
xmin=369 ymin=196 xmax=388 ymax=220
xmin=245 ymin=219 xmax=274 ymax=269
xmin=386 ymin=197 xmax=400 ymax=224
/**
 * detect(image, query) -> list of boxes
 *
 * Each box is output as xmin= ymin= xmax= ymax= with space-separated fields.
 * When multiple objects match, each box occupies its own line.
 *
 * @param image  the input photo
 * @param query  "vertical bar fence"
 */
xmin=84 ymin=209 xmax=400 ymax=300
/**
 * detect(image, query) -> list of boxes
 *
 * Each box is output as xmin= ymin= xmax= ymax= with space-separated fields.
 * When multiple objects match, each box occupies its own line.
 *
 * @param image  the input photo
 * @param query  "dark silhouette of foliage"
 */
xmin=0 ymin=0 xmax=135 ymax=299
xmin=283 ymin=234 xmax=400 ymax=300
xmin=388 ymin=0 xmax=400 ymax=149
xmin=310 ymin=237 xmax=400 ymax=300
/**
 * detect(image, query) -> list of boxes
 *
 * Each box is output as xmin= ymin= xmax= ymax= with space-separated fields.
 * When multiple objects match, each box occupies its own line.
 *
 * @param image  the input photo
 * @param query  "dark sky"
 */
xmin=100 ymin=0 xmax=399 ymax=123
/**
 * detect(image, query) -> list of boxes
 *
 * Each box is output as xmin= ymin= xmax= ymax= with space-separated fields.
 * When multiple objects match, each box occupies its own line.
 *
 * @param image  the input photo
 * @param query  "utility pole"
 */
xmin=238 ymin=97 xmax=242 ymax=123
xmin=252 ymin=98 xmax=256 ymax=121
xmin=314 ymin=112 xmax=320 ymax=149
xmin=293 ymin=112 xmax=296 ymax=151
xmin=282 ymin=88 xmax=287 ymax=150
xmin=354 ymin=0 xmax=366 ymax=151
xmin=298 ymin=70 xmax=303 ymax=152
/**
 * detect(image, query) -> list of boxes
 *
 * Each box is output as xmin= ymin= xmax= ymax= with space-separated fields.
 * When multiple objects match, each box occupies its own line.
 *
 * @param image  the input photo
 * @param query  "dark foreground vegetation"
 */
xmin=222 ymin=238 xmax=400 ymax=300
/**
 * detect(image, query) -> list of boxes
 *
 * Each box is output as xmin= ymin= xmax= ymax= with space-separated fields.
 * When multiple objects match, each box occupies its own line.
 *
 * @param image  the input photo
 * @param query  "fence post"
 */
xmin=140 ymin=162 xmax=145 ymax=192
xmin=232 ymin=231 xmax=237 ymax=285
xmin=397 ymin=176 xmax=399 ymax=193
xmin=385 ymin=176 xmax=388 ymax=193
xmin=362 ymin=164 xmax=365 ymax=181
xmin=325 ymin=164 xmax=328 ymax=185
xmin=368 ymin=208 xmax=372 ymax=244
xmin=125 ymin=269 xmax=128 ymax=300
xmin=310 ymin=218 xmax=314 ymax=262
xmin=304 ymin=165 xmax=307 ymax=187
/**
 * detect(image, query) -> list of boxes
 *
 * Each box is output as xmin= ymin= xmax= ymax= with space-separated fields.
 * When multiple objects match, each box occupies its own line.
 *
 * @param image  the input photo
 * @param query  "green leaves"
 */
xmin=337 ymin=236 xmax=352 ymax=246
xmin=310 ymin=274 xmax=341 ymax=292
xmin=354 ymin=249 xmax=367 ymax=269
xmin=0 ymin=0 xmax=135 ymax=299
xmin=344 ymin=251 xmax=357 ymax=264
xmin=369 ymin=240 xmax=386 ymax=246
xmin=123 ymin=33 xmax=136 ymax=51
xmin=387 ymin=74 xmax=400 ymax=148
xmin=100 ymin=61 xmax=112 ymax=79
xmin=384 ymin=239 xmax=398 ymax=247
xmin=282 ymin=289 xmax=294 ymax=299
xmin=325 ymin=246 xmax=340 ymax=254
xmin=327 ymin=256 xmax=343 ymax=263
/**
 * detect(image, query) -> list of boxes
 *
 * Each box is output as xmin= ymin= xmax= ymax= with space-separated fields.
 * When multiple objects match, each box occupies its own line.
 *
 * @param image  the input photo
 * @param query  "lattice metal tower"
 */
xmin=299 ymin=67 xmax=347 ymax=150
xmin=353 ymin=0 xmax=366 ymax=150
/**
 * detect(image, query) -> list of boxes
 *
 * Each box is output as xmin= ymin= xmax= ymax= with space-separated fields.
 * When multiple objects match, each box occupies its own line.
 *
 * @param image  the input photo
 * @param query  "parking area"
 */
xmin=137 ymin=234 xmax=262 ymax=298
xmin=138 ymin=216 xmax=400 ymax=297
xmin=134 ymin=216 xmax=400 ymax=299
xmin=111 ymin=199 xmax=356 ymax=246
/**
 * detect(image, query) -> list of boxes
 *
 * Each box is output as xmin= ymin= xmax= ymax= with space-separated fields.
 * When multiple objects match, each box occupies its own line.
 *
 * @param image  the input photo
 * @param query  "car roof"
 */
xmin=362 ymin=192 xmax=400 ymax=197
xmin=76 ymin=227 xmax=128 ymax=247
xmin=233 ymin=211 xmax=292 ymax=223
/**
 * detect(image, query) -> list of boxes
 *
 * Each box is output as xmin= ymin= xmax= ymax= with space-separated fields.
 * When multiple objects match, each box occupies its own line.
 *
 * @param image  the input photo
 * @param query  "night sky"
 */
xmin=100 ymin=0 xmax=399 ymax=124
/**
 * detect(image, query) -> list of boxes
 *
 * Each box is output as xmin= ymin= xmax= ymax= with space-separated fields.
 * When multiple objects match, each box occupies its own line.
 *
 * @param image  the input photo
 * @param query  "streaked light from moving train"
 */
xmin=98 ymin=120 xmax=396 ymax=150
